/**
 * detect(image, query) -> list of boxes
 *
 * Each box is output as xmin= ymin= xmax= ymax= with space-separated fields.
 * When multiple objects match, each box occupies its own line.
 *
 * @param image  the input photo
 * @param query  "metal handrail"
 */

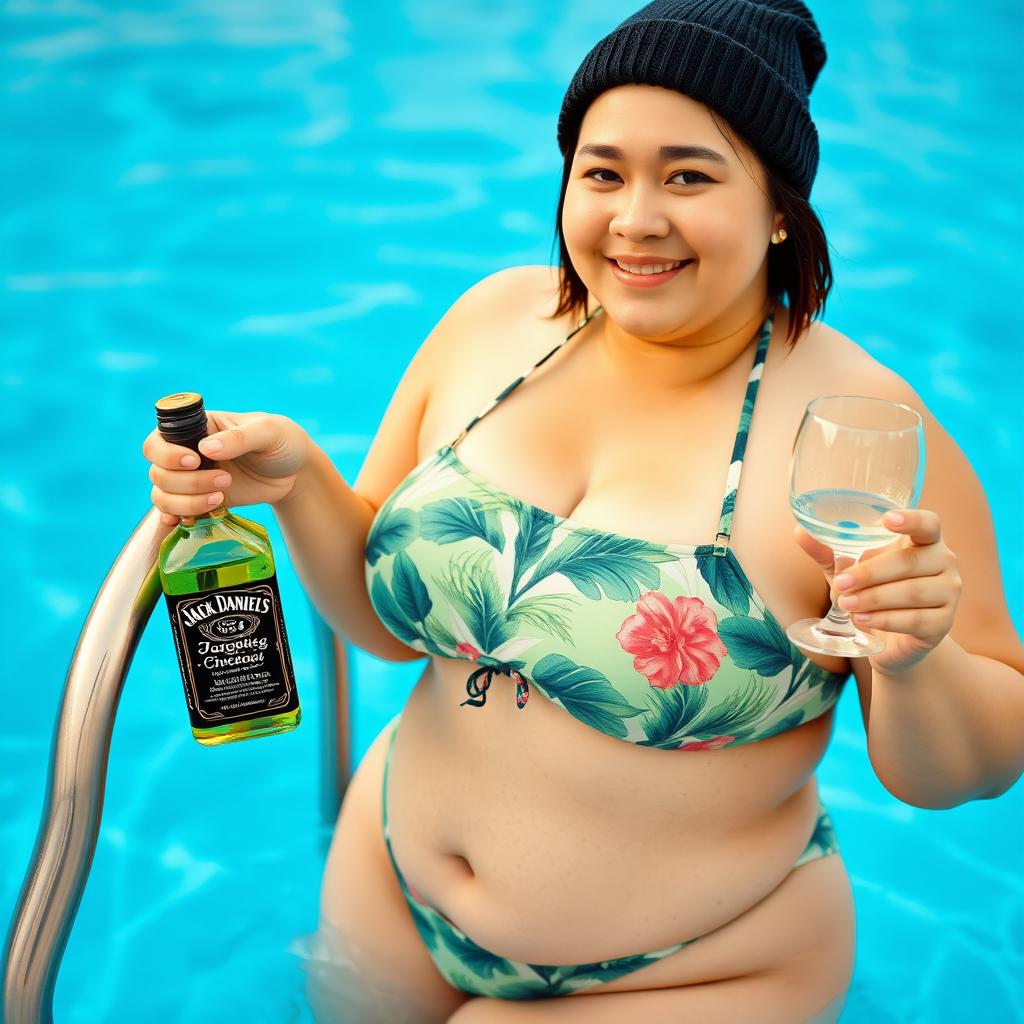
xmin=2 ymin=507 xmax=350 ymax=1024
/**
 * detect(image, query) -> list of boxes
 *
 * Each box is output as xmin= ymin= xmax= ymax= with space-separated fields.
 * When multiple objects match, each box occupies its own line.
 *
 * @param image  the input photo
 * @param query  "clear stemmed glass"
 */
xmin=786 ymin=394 xmax=925 ymax=658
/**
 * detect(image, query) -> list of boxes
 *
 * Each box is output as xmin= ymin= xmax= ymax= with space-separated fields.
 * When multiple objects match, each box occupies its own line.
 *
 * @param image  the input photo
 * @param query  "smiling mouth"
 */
xmin=607 ymin=257 xmax=694 ymax=277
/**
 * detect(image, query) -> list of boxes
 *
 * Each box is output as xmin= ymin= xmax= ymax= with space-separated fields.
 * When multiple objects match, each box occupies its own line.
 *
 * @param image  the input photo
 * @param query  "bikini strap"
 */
xmin=712 ymin=310 xmax=774 ymax=557
xmin=445 ymin=304 xmax=605 ymax=450
xmin=443 ymin=300 xmax=774 ymax=559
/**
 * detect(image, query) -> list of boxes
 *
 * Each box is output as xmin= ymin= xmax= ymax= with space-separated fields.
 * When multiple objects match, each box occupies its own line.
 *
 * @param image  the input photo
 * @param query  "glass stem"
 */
xmin=817 ymin=551 xmax=862 ymax=639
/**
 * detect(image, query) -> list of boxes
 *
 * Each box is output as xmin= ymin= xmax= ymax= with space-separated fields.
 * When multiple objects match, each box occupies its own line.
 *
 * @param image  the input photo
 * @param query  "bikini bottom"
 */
xmin=380 ymin=714 xmax=840 ymax=1000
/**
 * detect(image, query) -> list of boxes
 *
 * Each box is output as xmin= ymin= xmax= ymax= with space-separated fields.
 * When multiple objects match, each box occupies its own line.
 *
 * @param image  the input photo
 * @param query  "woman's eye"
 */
xmin=671 ymin=170 xmax=710 ymax=186
xmin=585 ymin=168 xmax=620 ymax=183
xmin=584 ymin=168 xmax=709 ymax=186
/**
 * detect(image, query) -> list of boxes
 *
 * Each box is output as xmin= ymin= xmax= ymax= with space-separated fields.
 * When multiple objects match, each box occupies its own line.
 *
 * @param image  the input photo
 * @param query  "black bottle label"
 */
xmin=164 ymin=573 xmax=300 ymax=729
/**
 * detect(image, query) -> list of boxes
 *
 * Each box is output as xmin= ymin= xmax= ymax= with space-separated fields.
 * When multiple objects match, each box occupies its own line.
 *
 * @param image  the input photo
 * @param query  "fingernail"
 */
xmin=887 ymin=512 xmax=904 ymax=526
xmin=201 ymin=438 xmax=223 ymax=454
xmin=181 ymin=454 xmax=199 ymax=468
xmin=834 ymin=573 xmax=854 ymax=590
xmin=207 ymin=492 xmax=223 ymax=505
xmin=213 ymin=473 xmax=231 ymax=488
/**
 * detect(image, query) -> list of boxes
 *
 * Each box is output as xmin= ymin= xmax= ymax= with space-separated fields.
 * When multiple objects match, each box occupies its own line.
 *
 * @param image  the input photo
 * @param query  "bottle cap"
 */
xmin=155 ymin=392 xmax=208 ymax=447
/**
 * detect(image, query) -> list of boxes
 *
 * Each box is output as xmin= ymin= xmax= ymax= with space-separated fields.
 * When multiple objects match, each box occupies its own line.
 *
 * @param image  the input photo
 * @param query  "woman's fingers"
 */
xmin=148 ymin=461 xmax=231 ymax=495
xmin=142 ymin=411 xmax=302 ymax=520
xmin=196 ymin=412 xmax=279 ymax=462
xmin=145 ymin=429 xmax=234 ymax=517
xmin=150 ymin=482 xmax=227 ymax=518
xmin=142 ymin=427 xmax=203 ymax=470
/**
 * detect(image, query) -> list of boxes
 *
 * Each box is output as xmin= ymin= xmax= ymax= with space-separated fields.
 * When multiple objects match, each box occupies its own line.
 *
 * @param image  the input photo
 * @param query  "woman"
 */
xmin=144 ymin=2 xmax=1024 ymax=1021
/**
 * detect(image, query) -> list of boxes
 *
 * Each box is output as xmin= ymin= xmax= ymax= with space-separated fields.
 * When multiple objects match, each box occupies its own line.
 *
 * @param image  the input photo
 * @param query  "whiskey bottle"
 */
xmin=155 ymin=392 xmax=301 ymax=746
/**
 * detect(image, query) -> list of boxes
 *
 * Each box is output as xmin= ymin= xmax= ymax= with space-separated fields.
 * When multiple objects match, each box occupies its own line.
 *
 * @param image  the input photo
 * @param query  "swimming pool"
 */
xmin=3 ymin=1 xmax=1021 ymax=1020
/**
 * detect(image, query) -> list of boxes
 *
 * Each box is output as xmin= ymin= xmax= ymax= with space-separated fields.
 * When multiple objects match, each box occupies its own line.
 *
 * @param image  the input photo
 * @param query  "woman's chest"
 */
xmin=417 ymin=313 xmax=851 ymax=679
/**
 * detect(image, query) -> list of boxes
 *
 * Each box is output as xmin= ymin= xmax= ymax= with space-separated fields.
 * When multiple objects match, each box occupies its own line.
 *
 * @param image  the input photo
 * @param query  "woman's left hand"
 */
xmin=793 ymin=508 xmax=963 ymax=676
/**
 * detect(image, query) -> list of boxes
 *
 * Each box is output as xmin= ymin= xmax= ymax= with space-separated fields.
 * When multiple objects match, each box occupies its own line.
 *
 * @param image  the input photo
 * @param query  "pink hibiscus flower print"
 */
xmin=616 ymin=592 xmax=728 ymax=688
xmin=679 ymin=736 xmax=736 ymax=751
xmin=455 ymin=641 xmax=482 ymax=662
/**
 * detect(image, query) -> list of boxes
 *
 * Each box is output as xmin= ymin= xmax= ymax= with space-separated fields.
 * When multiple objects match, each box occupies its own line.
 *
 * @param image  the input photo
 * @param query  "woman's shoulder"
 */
xmin=453 ymin=267 xmax=923 ymax=406
xmin=459 ymin=264 xmax=574 ymax=315
xmin=786 ymin=315 xmax=919 ymax=407
xmin=434 ymin=264 xmax=581 ymax=368
xmin=457 ymin=264 xmax=560 ymax=309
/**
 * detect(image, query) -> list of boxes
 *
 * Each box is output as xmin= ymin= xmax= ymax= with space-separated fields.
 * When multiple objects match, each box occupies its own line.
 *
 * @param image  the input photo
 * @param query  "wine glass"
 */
xmin=786 ymin=394 xmax=925 ymax=658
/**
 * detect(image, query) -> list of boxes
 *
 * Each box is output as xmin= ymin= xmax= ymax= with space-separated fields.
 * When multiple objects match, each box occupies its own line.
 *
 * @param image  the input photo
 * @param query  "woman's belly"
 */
xmin=384 ymin=657 xmax=838 ymax=966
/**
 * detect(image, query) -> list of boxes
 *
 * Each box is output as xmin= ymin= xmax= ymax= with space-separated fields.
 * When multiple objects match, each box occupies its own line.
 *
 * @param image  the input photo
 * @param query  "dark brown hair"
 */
xmin=547 ymin=110 xmax=833 ymax=349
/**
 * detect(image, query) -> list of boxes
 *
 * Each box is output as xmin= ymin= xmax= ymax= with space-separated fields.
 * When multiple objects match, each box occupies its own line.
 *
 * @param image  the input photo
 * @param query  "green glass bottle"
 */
xmin=155 ymin=392 xmax=301 ymax=747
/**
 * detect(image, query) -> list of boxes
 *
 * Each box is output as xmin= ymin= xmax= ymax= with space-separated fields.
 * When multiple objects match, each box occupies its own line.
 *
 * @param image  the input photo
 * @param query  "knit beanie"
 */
xmin=556 ymin=0 xmax=827 ymax=199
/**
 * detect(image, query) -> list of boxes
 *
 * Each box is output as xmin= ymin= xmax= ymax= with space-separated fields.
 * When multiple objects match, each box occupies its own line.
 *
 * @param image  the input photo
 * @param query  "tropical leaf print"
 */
xmin=435 ymin=924 xmax=516 ymax=981
xmin=716 ymin=612 xmax=793 ymax=678
xmin=526 ymin=533 xmax=676 ymax=602
xmin=719 ymin=489 xmax=736 ymax=536
xmin=368 ymin=574 xmax=422 ymax=646
xmin=505 ymin=593 xmax=582 ymax=644
xmin=816 ymin=671 xmax=845 ymax=706
xmin=490 ymin=977 xmax=554 ymax=1000
xmin=531 ymin=653 xmax=646 ymax=739
xmin=420 ymin=496 xmax=505 ymax=551
xmin=639 ymin=674 xmax=777 ymax=748
xmin=692 ymin=675 xmax=779 ymax=742
xmin=510 ymin=504 xmax=557 ymax=600
xmin=806 ymin=808 xmax=837 ymax=858
xmin=443 ymin=967 xmax=488 ymax=997
xmin=391 ymin=550 xmax=432 ymax=624
xmin=365 ymin=506 xmax=417 ymax=567
xmin=637 ymin=684 xmax=712 ymax=749
xmin=422 ymin=612 xmax=457 ymax=653
xmin=545 ymin=952 xmax=678 ymax=993
xmin=361 ymin=333 xmax=849 ymax=748
xmin=406 ymin=900 xmax=441 ymax=953
xmin=737 ymin=392 xmax=755 ymax=436
xmin=757 ymin=709 xmax=805 ymax=740
xmin=432 ymin=549 xmax=514 ymax=654
xmin=519 ymin=964 xmax=561 ymax=991
xmin=696 ymin=547 xmax=752 ymax=615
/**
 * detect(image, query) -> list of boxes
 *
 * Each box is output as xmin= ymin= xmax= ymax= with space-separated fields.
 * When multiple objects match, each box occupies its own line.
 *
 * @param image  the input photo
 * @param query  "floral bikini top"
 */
xmin=364 ymin=305 xmax=849 ymax=750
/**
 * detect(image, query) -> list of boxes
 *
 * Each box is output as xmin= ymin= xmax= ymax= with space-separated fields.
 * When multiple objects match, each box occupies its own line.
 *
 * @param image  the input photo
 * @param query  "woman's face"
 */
xmin=561 ymin=84 xmax=783 ymax=340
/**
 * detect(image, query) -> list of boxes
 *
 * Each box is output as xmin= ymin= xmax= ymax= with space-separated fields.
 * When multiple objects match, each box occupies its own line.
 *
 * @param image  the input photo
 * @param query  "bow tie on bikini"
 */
xmin=461 ymin=662 xmax=530 ymax=710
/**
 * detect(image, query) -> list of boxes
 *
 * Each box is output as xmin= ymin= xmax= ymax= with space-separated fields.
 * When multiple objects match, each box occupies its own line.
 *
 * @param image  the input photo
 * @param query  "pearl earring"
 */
xmin=771 ymin=228 xmax=788 ymax=244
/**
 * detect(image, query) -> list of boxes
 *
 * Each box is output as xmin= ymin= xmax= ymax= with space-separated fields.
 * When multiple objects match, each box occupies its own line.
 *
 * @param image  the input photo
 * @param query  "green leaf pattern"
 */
xmin=397 ymin=885 xmax=701 ymax=999
xmin=364 ymin=445 xmax=848 ymax=748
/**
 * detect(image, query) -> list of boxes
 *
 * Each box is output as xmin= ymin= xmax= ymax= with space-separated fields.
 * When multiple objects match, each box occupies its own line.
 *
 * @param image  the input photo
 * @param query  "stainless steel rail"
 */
xmin=2 ymin=507 xmax=350 ymax=1024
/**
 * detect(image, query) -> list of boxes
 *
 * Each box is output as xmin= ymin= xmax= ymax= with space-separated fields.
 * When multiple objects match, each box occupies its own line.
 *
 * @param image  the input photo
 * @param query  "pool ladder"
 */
xmin=1 ymin=509 xmax=354 ymax=1024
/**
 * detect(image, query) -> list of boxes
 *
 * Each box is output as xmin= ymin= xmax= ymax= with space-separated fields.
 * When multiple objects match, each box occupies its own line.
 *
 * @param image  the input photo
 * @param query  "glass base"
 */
xmin=786 ymin=617 xmax=885 ymax=658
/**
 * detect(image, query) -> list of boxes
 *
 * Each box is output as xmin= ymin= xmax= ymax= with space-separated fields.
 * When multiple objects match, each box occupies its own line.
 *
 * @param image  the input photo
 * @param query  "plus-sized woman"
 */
xmin=144 ymin=2 xmax=1024 ymax=1021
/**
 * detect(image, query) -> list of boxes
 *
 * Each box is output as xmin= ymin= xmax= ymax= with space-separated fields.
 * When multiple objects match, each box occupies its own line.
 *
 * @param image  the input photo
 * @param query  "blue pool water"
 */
xmin=3 ymin=2 xmax=1022 ymax=1021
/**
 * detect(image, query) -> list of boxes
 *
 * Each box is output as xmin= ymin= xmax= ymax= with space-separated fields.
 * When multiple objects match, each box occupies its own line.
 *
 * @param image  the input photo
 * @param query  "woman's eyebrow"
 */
xmin=576 ymin=143 xmax=728 ymax=164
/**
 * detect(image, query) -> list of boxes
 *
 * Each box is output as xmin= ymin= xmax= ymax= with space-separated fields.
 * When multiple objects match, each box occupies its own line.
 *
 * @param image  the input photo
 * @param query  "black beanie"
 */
xmin=556 ymin=0 xmax=827 ymax=200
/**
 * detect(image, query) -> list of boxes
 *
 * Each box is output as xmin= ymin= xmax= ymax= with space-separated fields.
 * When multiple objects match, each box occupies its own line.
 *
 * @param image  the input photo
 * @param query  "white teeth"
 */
xmin=615 ymin=259 xmax=686 ymax=275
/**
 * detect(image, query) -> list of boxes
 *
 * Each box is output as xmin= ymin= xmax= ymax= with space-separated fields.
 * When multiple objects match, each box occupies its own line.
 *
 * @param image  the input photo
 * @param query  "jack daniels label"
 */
xmin=164 ymin=573 xmax=300 ymax=729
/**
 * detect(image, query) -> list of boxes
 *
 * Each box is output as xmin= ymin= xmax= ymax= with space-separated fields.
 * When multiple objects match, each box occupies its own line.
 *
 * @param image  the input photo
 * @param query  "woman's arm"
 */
xmin=270 ymin=267 xmax=526 ymax=662
xmin=837 ymin=390 xmax=1024 ymax=809
xmin=273 ymin=443 xmax=426 ymax=663
xmin=863 ymin=636 xmax=1024 ymax=809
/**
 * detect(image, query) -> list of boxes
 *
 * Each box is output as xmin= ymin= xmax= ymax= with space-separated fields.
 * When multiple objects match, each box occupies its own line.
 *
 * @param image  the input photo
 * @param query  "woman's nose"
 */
xmin=609 ymin=187 xmax=671 ymax=238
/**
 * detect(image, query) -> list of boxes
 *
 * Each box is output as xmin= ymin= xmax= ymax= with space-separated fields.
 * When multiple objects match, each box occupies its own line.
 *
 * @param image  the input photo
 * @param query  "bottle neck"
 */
xmin=180 ymin=504 xmax=230 ymax=529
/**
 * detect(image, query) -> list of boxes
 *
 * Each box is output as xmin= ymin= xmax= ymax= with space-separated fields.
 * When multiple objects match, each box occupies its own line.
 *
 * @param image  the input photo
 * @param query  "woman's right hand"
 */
xmin=143 ymin=410 xmax=312 ymax=526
